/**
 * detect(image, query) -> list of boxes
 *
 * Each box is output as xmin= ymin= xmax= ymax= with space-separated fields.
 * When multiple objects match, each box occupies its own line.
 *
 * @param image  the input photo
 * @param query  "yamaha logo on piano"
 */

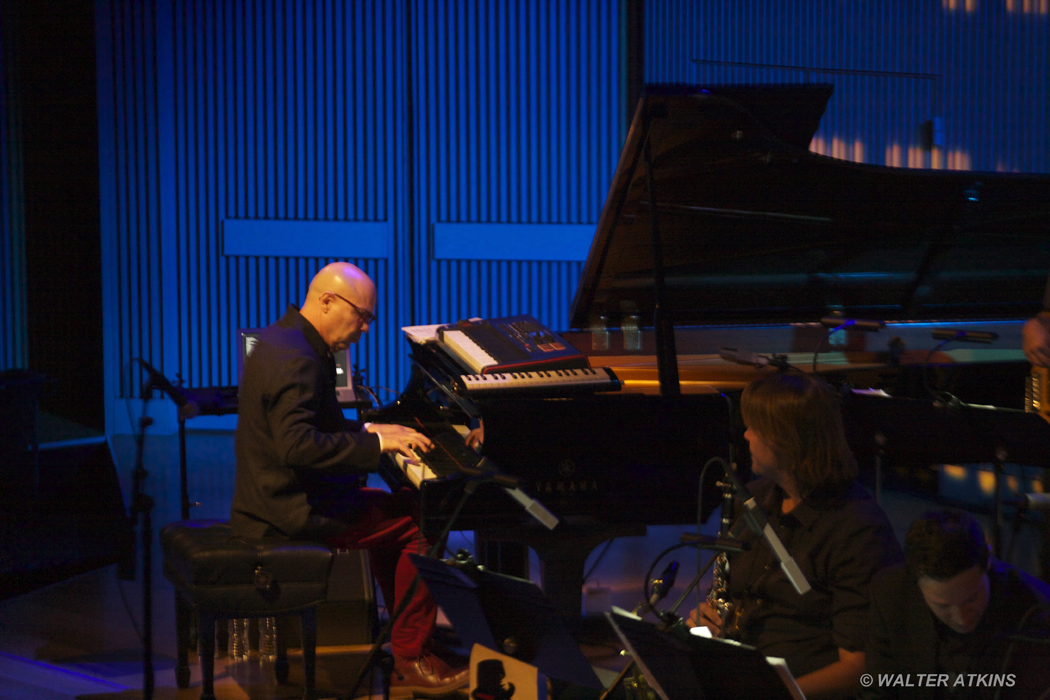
xmin=558 ymin=459 xmax=576 ymax=477
xmin=536 ymin=478 xmax=600 ymax=494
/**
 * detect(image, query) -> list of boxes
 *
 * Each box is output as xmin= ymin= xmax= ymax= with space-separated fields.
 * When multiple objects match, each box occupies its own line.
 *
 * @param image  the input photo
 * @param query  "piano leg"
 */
xmin=477 ymin=522 xmax=645 ymax=618
xmin=475 ymin=539 xmax=529 ymax=580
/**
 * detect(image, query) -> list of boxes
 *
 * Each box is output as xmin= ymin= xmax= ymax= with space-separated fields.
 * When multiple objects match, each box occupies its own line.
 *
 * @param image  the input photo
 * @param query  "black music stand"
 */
xmin=409 ymin=553 xmax=603 ymax=690
xmin=605 ymin=613 xmax=802 ymax=700
xmin=843 ymin=390 xmax=1050 ymax=555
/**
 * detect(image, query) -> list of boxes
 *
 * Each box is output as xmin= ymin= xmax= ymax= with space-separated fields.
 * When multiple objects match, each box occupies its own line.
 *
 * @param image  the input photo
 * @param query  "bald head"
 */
xmin=300 ymin=262 xmax=377 ymax=352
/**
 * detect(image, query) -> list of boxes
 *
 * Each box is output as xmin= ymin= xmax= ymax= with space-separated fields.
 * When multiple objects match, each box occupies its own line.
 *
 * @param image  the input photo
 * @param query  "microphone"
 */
xmin=820 ymin=316 xmax=885 ymax=332
xmin=931 ymin=329 xmax=999 ymax=344
xmin=719 ymin=462 xmax=812 ymax=596
xmin=632 ymin=560 xmax=680 ymax=616
xmin=648 ymin=560 xmax=679 ymax=607
xmin=1005 ymin=493 xmax=1050 ymax=512
xmin=137 ymin=358 xmax=200 ymax=420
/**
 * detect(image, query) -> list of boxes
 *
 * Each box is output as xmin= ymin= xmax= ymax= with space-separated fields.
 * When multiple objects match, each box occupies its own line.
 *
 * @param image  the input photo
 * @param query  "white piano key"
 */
xmin=441 ymin=329 xmax=498 ymax=373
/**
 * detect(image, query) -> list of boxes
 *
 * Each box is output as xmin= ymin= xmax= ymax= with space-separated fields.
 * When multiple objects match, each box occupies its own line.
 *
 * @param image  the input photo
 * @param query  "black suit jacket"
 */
xmin=861 ymin=559 xmax=1050 ymax=700
xmin=230 ymin=305 xmax=381 ymax=539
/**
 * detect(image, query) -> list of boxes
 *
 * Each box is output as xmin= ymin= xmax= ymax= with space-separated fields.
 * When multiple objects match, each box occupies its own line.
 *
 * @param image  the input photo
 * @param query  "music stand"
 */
xmin=605 ymin=612 xmax=803 ymax=700
xmin=409 ymin=553 xmax=602 ymax=690
xmin=844 ymin=391 xmax=1050 ymax=467
xmin=843 ymin=390 xmax=1050 ymax=555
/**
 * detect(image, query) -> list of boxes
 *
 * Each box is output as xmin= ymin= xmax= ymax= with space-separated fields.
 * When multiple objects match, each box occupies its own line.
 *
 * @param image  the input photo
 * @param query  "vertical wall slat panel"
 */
xmin=0 ymin=4 xmax=27 ymax=370
xmin=98 ymin=0 xmax=1050 ymax=434
xmin=411 ymin=0 xmax=621 ymax=334
xmin=99 ymin=0 xmax=622 ymax=429
xmin=98 ymin=0 xmax=165 ymax=400
xmin=646 ymin=1 xmax=1050 ymax=174
xmin=131 ymin=0 xmax=399 ymax=395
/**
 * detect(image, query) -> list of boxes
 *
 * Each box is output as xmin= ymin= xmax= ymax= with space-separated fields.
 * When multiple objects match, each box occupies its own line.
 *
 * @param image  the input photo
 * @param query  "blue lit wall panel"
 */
xmin=646 ymin=1 xmax=1050 ymax=174
xmin=222 ymin=219 xmax=392 ymax=258
xmin=97 ymin=0 xmax=623 ymax=431
xmin=96 ymin=0 xmax=407 ymax=422
xmin=97 ymin=0 xmax=166 ymax=405
xmin=0 ymin=6 xmax=26 ymax=371
xmin=408 ymin=0 xmax=622 ymax=331
xmin=167 ymin=0 xmax=405 ymax=393
xmin=432 ymin=223 xmax=594 ymax=261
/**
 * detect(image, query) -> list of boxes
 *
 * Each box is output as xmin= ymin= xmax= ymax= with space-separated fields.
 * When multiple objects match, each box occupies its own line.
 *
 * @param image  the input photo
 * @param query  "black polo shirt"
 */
xmin=726 ymin=478 xmax=903 ymax=679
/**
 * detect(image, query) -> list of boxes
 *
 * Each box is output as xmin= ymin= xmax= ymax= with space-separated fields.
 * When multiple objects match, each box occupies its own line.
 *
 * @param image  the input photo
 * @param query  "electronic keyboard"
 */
xmin=455 ymin=367 xmax=622 ymax=397
xmin=437 ymin=315 xmax=588 ymax=374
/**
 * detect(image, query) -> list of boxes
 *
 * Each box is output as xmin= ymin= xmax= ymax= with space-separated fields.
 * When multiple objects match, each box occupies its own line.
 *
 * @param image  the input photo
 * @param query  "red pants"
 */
xmin=315 ymin=487 xmax=436 ymax=659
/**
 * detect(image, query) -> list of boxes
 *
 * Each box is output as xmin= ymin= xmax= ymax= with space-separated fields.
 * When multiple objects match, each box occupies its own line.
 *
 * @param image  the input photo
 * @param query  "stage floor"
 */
xmin=0 ymin=430 xmax=1043 ymax=699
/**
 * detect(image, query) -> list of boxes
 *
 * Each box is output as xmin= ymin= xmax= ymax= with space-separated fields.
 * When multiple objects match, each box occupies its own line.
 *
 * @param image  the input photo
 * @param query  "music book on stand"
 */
xmin=409 ymin=554 xmax=602 ymax=690
xmin=605 ymin=612 xmax=806 ymax=700
xmin=436 ymin=315 xmax=588 ymax=374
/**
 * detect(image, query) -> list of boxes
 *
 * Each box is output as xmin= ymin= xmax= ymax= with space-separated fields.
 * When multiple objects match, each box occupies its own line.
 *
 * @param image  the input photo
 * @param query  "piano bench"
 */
xmin=161 ymin=519 xmax=371 ymax=700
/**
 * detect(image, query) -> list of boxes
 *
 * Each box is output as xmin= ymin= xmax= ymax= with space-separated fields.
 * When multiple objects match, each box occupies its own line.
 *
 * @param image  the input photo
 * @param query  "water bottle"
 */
xmin=228 ymin=618 xmax=250 ymax=662
xmin=260 ymin=616 xmax=277 ymax=663
xmin=623 ymin=314 xmax=641 ymax=351
xmin=590 ymin=315 xmax=610 ymax=351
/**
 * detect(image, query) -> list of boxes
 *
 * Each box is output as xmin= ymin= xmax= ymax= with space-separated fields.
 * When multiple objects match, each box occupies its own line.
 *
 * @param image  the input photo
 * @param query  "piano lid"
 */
xmin=569 ymin=83 xmax=1050 ymax=330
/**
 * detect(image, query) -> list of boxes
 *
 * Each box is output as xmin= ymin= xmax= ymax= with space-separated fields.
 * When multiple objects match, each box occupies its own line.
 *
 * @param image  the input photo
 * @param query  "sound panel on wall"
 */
xmin=0 ymin=2 xmax=27 ymax=372
xmin=645 ymin=0 xmax=1050 ymax=174
xmin=222 ymin=219 xmax=392 ymax=259
xmin=432 ymin=223 xmax=594 ymax=262
xmin=405 ymin=0 xmax=622 ymax=330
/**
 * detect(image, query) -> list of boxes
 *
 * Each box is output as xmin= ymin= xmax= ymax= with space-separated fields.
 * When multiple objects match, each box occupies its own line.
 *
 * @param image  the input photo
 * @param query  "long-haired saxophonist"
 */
xmin=690 ymin=372 xmax=903 ymax=699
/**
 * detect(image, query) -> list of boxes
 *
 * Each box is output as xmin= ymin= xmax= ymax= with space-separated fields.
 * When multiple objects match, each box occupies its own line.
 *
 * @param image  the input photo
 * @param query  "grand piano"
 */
xmin=368 ymin=84 xmax=1050 ymax=615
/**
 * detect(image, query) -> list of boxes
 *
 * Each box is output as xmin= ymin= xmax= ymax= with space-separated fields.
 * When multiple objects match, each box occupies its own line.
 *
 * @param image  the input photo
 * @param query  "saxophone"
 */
xmin=706 ymin=476 xmax=742 ymax=640
xmin=1027 ymin=365 xmax=1050 ymax=424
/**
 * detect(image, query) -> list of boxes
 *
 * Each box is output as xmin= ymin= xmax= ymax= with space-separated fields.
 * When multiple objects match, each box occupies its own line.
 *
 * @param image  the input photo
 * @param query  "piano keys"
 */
xmin=454 ymin=366 xmax=622 ymax=397
xmin=381 ymin=426 xmax=560 ymax=532
xmin=388 ymin=426 xmax=475 ymax=488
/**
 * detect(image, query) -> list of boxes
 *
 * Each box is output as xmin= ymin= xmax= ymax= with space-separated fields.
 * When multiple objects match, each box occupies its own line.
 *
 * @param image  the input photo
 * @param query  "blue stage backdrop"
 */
xmin=645 ymin=0 xmax=1050 ymax=173
xmin=95 ymin=0 xmax=622 ymax=431
xmin=0 ymin=5 xmax=27 ymax=371
xmin=93 ymin=0 xmax=1049 ymax=433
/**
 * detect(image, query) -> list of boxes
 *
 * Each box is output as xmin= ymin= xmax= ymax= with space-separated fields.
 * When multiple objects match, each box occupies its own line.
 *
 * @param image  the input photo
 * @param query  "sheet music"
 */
xmin=402 ymin=318 xmax=483 ymax=345
xmin=401 ymin=323 xmax=445 ymax=344
xmin=765 ymin=657 xmax=806 ymax=700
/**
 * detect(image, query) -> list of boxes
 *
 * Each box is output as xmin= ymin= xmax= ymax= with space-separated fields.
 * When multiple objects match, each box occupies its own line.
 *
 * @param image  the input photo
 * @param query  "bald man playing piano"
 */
xmin=231 ymin=262 xmax=469 ymax=695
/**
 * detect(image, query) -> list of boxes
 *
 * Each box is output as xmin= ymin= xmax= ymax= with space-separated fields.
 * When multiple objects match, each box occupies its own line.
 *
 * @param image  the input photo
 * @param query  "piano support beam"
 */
xmin=477 ymin=521 xmax=645 ymax=618
xmin=643 ymin=116 xmax=681 ymax=397
xmin=474 ymin=539 xmax=529 ymax=581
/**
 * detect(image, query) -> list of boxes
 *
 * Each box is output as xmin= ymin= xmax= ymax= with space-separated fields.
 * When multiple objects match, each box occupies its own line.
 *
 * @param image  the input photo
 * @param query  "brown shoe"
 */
xmin=391 ymin=651 xmax=469 ymax=698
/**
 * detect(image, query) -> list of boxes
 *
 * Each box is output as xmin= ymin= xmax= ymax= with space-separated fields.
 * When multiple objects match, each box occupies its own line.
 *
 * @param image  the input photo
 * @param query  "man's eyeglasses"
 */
xmin=329 ymin=292 xmax=377 ymax=325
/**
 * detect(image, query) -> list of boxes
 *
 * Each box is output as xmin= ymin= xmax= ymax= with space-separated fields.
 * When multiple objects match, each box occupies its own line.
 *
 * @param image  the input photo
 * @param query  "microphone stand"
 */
xmin=129 ymin=380 xmax=156 ymax=699
xmin=597 ymin=537 xmax=741 ymax=700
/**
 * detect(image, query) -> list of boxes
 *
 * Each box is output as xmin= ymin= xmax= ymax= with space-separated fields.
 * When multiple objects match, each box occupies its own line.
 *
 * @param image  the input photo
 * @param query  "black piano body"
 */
xmin=367 ymin=83 xmax=1050 ymax=614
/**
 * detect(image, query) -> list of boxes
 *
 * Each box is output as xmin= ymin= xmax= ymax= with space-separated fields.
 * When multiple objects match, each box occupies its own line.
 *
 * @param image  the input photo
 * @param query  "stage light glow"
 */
xmin=978 ymin=470 xmax=996 ymax=496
